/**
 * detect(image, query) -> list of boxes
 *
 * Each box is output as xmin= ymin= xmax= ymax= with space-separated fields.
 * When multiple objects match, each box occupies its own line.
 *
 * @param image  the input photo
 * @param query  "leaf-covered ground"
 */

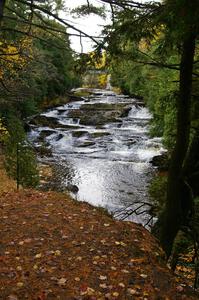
xmin=0 ymin=189 xmax=198 ymax=300
xmin=0 ymin=158 xmax=15 ymax=197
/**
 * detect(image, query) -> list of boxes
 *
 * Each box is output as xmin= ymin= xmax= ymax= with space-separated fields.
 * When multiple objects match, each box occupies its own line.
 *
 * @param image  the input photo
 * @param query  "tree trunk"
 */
xmin=155 ymin=33 xmax=196 ymax=258
xmin=0 ymin=0 xmax=5 ymax=25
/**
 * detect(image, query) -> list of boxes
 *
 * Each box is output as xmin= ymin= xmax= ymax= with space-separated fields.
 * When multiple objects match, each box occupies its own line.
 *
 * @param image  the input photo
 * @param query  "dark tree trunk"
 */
xmin=154 ymin=33 xmax=196 ymax=258
xmin=0 ymin=0 xmax=5 ymax=25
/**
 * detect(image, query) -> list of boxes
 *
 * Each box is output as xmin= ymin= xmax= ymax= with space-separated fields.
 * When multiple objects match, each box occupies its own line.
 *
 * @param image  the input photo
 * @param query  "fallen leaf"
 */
xmin=33 ymin=264 xmax=38 ymax=270
xmin=8 ymin=295 xmax=18 ymax=300
xmin=101 ymin=239 xmax=106 ymax=244
xmin=54 ymin=250 xmax=61 ymax=256
xmin=127 ymin=288 xmax=137 ymax=295
xmin=24 ymin=238 xmax=32 ymax=243
xmin=99 ymin=275 xmax=107 ymax=280
xmin=76 ymin=256 xmax=82 ymax=261
xmin=140 ymin=274 xmax=148 ymax=279
xmin=75 ymin=277 xmax=80 ymax=282
xmin=122 ymin=269 xmax=129 ymax=273
xmin=100 ymin=283 xmax=108 ymax=289
xmin=35 ymin=253 xmax=42 ymax=259
xmin=176 ymin=285 xmax=184 ymax=292
xmin=112 ymin=292 xmax=119 ymax=297
xmin=16 ymin=282 xmax=24 ymax=288
xmin=115 ymin=241 xmax=126 ymax=246
xmin=58 ymin=278 xmax=67 ymax=286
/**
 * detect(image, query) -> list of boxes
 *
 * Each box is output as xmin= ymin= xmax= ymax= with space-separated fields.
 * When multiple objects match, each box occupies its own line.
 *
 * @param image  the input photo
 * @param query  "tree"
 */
xmin=4 ymin=115 xmax=39 ymax=189
xmin=0 ymin=0 xmax=81 ymax=188
xmin=157 ymin=21 xmax=196 ymax=257
xmin=94 ymin=0 xmax=199 ymax=258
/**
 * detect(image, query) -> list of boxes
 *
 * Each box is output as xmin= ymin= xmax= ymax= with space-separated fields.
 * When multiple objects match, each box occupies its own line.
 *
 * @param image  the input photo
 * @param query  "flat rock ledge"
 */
xmin=0 ymin=190 xmax=197 ymax=300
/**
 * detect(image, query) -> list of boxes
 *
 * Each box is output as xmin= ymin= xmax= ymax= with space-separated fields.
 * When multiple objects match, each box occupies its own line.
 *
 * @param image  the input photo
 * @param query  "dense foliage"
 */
xmin=0 ymin=0 xmax=81 ymax=188
xmin=97 ymin=0 xmax=199 ymax=284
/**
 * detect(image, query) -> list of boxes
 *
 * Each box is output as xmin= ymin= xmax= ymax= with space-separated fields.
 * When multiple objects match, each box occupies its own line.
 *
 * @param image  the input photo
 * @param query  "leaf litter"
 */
xmin=0 ymin=189 xmax=198 ymax=299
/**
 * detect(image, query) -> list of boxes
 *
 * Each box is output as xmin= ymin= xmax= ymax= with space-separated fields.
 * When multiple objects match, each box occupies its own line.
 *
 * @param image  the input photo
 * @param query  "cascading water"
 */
xmin=28 ymin=89 xmax=165 ymax=226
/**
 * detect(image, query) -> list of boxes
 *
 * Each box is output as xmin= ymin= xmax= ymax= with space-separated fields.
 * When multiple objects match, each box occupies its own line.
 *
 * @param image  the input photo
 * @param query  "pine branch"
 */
xmin=14 ymin=0 xmax=101 ymax=45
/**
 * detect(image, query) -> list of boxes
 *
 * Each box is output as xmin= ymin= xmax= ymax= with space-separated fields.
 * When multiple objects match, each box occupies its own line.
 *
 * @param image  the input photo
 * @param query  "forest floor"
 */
xmin=0 ymin=164 xmax=198 ymax=299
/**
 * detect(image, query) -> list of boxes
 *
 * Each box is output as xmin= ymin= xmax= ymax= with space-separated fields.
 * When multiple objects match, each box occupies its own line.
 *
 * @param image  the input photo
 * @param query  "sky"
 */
xmin=62 ymin=0 xmax=107 ymax=53
xmin=62 ymin=1 xmax=155 ymax=53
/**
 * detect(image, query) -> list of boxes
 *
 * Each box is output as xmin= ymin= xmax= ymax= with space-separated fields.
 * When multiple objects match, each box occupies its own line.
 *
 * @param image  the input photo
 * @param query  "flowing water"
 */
xmin=28 ymin=89 xmax=165 ymax=226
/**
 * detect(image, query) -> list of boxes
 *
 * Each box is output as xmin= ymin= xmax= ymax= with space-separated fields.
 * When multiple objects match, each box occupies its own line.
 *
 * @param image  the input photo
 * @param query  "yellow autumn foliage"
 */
xmin=98 ymin=74 xmax=107 ymax=88
xmin=88 ymin=50 xmax=106 ymax=69
xmin=0 ymin=37 xmax=33 ymax=80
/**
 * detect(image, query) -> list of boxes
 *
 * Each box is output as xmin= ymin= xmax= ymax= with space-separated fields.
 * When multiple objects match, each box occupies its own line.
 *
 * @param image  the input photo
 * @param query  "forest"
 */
xmin=0 ymin=0 xmax=199 ymax=299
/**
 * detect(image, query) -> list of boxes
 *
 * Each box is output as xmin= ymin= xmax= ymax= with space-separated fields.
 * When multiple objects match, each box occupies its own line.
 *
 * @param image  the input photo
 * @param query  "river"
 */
xmin=28 ymin=89 xmax=164 ymax=227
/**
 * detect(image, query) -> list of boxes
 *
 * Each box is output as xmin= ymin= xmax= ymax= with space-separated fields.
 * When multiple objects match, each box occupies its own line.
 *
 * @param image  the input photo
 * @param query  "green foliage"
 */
xmin=0 ymin=118 xmax=9 ymax=143
xmin=72 ymin=4 xmax=106 ymax=19
xmin=109 ymin=43 xmax=179 ymax=149
xmin=0 ymin=6 xmax=81 ymax=117
xmin=149 ymin=174 xmax=167 ymax=212
xmin=0 ymin=4 xmax=81 ymax=191
xmin=4 ymin=116 xmax=39 ymax=188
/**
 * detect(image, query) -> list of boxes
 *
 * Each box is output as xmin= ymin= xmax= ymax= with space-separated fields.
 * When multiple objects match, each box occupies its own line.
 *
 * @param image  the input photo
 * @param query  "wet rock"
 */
xmin=67 ymin=103 xmax=132 ymax=126
xmin=81 ymin=103 xmax=128 ymax=111
xmin=38 ymin=130 xmax=55 ymax=141
xmin=35 ymin=145 xmax=52 ymax=157
xmin=129 ymin=93 xmax=144 ymax=100
xmin=30 ymin=115 xmax=59 ymax=128
xmin=58 ymin=124 xmax=80 ymax=130
xmin=66 ymin=184 xmax=79 ymax=193
xmin=69 ymin=94 xmax=85 ymax=102
xmin=120 ymin=106 xmax=132 ymax=117
xmin=72 ymin=131 xmax=88 ymax=138
xmin=77 ymin=141 xmax=95 ymax=147
xmin=89 ymin=132 xmax=110 ymax=138
xmin=55 ymin=134 xmax=64 ymax=141
xmin=57 ymin=109 xmax=67 ymax=114
xmin=29 ymin=115 xmax=79 ymax=130
xmin=150 ymin=153 xmax=169 ymax=171
xmin=24 ymin=122 xmax=32 ymax=132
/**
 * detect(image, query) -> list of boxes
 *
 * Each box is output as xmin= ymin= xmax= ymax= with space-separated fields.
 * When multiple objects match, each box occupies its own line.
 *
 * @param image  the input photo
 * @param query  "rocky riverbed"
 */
xmin=28 ymin=89 xmax=165 ymax=226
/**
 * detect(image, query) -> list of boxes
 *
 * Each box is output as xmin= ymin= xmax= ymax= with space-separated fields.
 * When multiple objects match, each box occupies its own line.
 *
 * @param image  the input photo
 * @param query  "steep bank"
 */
xmin=0 ymin=189 xmax=197 ymax=299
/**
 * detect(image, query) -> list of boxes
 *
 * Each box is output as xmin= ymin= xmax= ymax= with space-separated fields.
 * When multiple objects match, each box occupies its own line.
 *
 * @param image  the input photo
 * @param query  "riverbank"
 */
xmin=0 ymin=187 xmax=198 ymax=300
xmin=0 ymin=159 xmax=198 ymax=299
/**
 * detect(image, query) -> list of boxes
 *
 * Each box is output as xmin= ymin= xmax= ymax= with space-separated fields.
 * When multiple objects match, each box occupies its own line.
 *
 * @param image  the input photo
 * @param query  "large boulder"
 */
xmin=150 ymin=153 xmax=169 ymax=171
xmin=29 ymin=115 xmax=59 ymax=128
xmin=67 ymin=103 xmax=132 ymax=126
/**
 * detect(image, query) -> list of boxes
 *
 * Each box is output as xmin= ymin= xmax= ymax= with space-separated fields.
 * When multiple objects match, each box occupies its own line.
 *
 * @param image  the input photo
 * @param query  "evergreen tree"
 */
xmin=4 ymin=116 xmax=39 ymax=189
xmin=98 ymin=0 xmax=199 ymax=257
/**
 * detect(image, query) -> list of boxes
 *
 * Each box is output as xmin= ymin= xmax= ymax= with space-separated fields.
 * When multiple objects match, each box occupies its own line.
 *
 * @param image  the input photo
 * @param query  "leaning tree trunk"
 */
xmin=156 ymin=33 xmax=196 ymax=258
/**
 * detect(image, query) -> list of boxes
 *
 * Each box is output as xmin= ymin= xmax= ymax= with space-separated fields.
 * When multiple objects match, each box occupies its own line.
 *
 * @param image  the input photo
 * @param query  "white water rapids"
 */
xmin=28 ymin=89 xmax=165 ymax=226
